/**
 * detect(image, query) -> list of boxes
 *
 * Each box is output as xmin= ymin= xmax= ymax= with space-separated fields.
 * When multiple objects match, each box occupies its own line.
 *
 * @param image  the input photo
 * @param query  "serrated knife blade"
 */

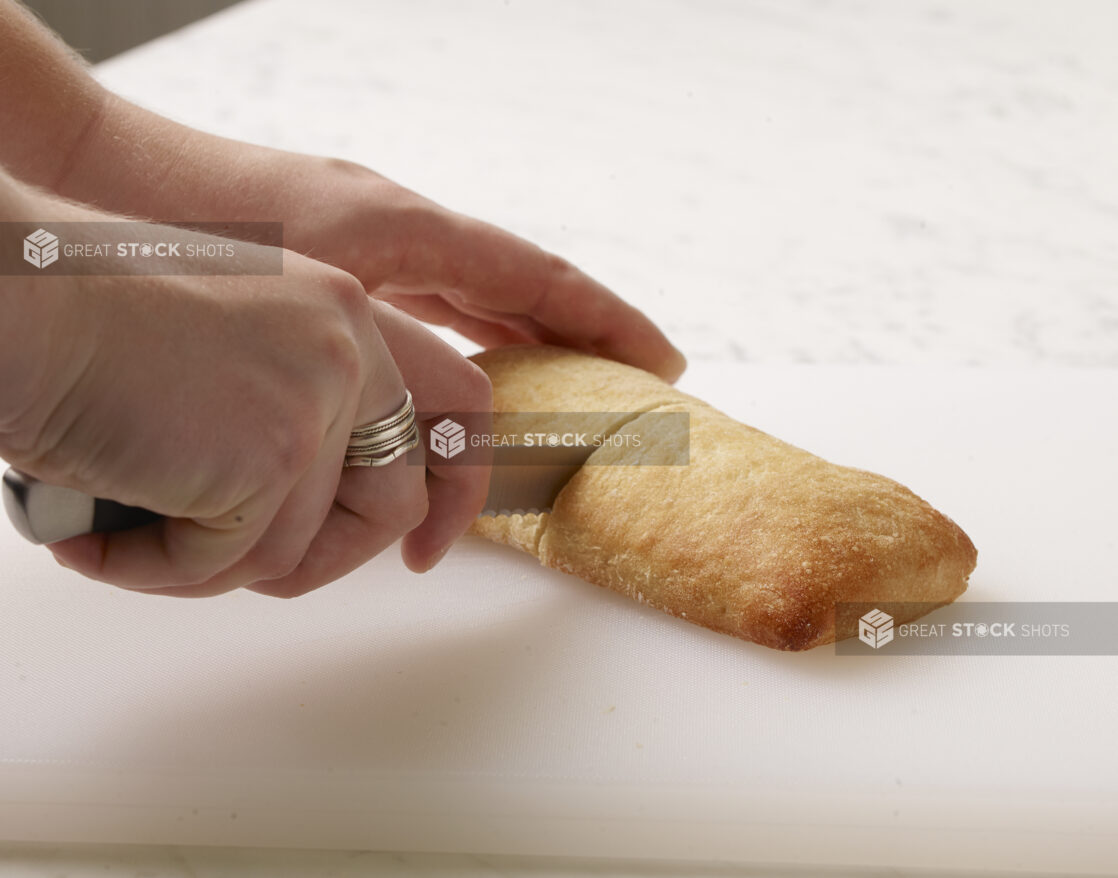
xmin=478 ymin=443 xmax=593 ymax=517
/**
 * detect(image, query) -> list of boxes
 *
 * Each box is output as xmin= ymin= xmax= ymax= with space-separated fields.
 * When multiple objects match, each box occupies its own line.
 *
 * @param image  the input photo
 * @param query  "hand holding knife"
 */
xmin=3 ymin=444 xmax=589 ymax=545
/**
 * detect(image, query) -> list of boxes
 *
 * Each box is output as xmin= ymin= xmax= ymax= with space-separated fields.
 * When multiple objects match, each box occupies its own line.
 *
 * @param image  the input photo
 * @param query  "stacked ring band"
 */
xmin=343 ymin=390 xmax=420 ymax=467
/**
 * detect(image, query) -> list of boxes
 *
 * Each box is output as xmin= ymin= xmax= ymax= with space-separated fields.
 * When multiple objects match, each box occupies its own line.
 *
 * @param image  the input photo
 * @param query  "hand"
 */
xmin=218 ymin=300 xmax=494 ymax=597
xmin=244 ymin=300 xmax=494 ymax=596
xmin=1 ymin=219 xmax=479 ymax=597
xmin=363 ymin=300 xmax=493 ymax=576
xmin=275 ymin=158 xmax=688 ymax=382
xmin=26 ymin=93 xmax=687 ymax=382
xmin=0 ymin=7 xmax=686 ymax=381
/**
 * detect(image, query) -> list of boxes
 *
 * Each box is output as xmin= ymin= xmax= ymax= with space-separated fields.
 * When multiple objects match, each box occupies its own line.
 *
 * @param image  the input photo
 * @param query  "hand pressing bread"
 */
xmin=469 ymin=346 xmax=977 ymax=651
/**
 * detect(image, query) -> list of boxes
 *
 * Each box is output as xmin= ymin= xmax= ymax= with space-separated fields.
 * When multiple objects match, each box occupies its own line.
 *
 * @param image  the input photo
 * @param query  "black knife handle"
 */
xmin=92 ymin=498 xmax=162 ymax=534
xmin=2 ymin=467 xmax=161 ymax=545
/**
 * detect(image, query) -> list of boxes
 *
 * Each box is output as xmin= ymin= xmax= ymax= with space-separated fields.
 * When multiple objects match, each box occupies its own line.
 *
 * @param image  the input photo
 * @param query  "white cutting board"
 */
xmin=2 ymin=365 xmax=1116 ymax=873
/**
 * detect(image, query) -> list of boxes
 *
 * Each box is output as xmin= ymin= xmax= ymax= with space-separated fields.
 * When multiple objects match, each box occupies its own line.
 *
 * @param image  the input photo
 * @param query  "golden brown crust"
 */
xmin=470 ymin=345 xmax=705 ymax=416
xmin=467 ymin=346 xmax=977 ymax=650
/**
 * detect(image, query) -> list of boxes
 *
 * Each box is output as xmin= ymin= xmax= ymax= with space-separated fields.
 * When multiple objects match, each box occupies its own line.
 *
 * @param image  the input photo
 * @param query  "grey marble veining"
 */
xmin=91 ymin=0 xmax=1118 ymax=367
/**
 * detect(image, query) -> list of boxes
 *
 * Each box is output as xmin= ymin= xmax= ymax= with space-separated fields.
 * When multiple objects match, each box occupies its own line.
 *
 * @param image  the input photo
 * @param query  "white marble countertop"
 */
xmin=92 ymin=0 xmax=1118 ymax=370
xmin=4 ymin=0 xmax=1116 ymax=875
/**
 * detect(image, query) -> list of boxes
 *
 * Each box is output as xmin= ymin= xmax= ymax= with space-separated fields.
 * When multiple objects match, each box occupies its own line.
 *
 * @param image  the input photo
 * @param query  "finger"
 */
xmin=245 ymin=454 xmax=428 ymax=598
xmin=50 ymin=296 xmax=409 ymax=595
xmin=381 ymin=285 xmax=562 ymax=347
xmin=111 ymin=580 xmax=247 ymax=599
xmin=370 ymin=299 xmax=492 ymax=415
xmin=90 ymin=373 xmax=402 ymax=600
xmin=135 ymin=446 xmax=420 ymax=599
xmin=237 ymin=302 xmax=415 ymax=596
xmin=400 ymin=455 xmax=486 ymax=573
xmin=438 ymin=289 xmax=566 ymax=345
xmin=378 ymin=291 xmax=538 ymax=348
xmin=369 ymin=301 xmax=493 ymax=567
xmin=48 ymin=492 xmax=277 ymax=589
xmin=391 ymin=209 xmax=687 ymax=381
xmin=155 ymin=411 xmax=352 ymax=596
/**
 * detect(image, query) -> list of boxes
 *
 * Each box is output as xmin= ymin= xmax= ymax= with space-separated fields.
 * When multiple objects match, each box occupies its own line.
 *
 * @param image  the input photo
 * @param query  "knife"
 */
xmin=2 ymin=446 xmax=591 ymax=545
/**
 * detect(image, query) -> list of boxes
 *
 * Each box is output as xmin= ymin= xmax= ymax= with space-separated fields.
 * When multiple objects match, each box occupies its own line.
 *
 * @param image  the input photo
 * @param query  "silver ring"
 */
xmin=343 ymin=390 xmax=420 ymax=467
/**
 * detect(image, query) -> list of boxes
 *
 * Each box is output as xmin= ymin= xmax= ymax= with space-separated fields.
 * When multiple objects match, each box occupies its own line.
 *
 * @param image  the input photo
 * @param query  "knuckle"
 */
xmin=321 ymin=324 xmax=363 ymax=386
xmin=321 ymin=156 xmax=373 ymax=178
xmin=320 ymin=269 xmax=369 ymax=321
xmin=310 ymin=279 xmax=366 ymax=386
xmin=543 ymin=248 xmax=573 ymax=276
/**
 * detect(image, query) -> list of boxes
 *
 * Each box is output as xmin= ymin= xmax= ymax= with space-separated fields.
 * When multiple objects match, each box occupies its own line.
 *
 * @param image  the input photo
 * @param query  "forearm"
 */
xmin=49 ymin=92 xmax=382 ymax=257
xmin=0 ymin=0 xmax=109 ymax=189
xmin=0 ymin=0 xmax=352 ymax=248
